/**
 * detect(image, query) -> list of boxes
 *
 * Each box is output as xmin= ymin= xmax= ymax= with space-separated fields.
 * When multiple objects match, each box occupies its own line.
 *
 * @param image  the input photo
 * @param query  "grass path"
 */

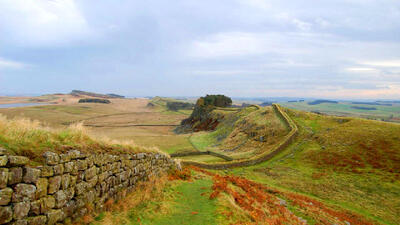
xmin=91 ymin=175 xmax=221 ymax=225
xmin=139 ymin=179 xmax=218 ymax=225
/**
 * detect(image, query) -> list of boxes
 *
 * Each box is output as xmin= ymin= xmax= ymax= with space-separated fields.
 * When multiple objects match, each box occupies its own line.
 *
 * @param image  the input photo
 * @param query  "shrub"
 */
xmin=166 ymin=101 xmax=194 ymax=111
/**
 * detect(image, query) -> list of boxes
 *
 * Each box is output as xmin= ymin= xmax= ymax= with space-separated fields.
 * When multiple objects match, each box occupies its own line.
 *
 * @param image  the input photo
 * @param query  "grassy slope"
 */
xmin=228 ymin=108 xmax=400 ymax=224
xmin=148 ymin=97 xmax=193 ymax=116
xmin=188 ymin=106 xmax=288 ymax=160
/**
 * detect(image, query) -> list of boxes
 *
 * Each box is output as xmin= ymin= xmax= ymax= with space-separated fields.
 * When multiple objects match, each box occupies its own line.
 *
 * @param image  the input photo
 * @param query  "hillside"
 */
xmin=183 ymin=105 xmax=289 ymax=161
xmin=168 ymin=103 xmax=400 ymax=224
xmin=227 ymin=108 xmax=400 ymax=225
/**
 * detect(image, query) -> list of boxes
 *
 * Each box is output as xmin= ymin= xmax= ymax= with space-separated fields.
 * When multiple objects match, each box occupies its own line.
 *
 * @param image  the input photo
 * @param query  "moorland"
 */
xmin=0 ymin=91 xmax=399 ymax=225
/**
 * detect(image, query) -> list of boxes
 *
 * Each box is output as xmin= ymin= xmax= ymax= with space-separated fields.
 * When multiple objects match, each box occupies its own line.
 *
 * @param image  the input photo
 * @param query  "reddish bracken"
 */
xmin=190 ymin=166 xmax=378 ymax=225
xmin=168 ymin=168 xmax=192 ymax=181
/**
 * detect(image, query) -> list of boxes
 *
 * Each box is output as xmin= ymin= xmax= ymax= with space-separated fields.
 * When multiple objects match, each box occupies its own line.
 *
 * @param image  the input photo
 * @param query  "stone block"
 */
xmin=0 ymin=168 xmax=8 ymax=189
xmin=87 ymin=176 xmax=98 ymax=188
xmin=59 ymin=154 xmax=70 ymax=164
xmin=8 ymin=167 xmax=23 ymax=185
xmin=23 ymin=167 xmax=40 ymax=184
xmin=76 ymin=159 xmax=87 ymax=171
xmin=29 ymin=200 xmax=41 ymax=216
xmin=61 ymin=174 xmax=70 ymax=190
xmin=63 ymin=161 xmax=75 ymax=173
xmin=54 ymin=190 xmax=67 ymax=209
xmin=27 ymin=215 xmax=47 ymax=225
xmin=75 ymin=182 xmax=87 ymax=195
xmin=53 ymin=164 xmax=64 ymax=175
xmin=13 ymin=201 xmax=30 ymax=220
xmin=46 ymin=209 xmax=63 ymax=225
xmin=0 ymin=156 xmax=7 ymax=167
xmin=39 ymin=166 xmax=53 ymax=177
xmin=98 ymin=172 xmax=108 ymax=183
xmin=69 ymin=176 xmax=77 ymax=187
xmin=35 ymin=178 xmax=48 ymax=199
xmin=0 ymin=206 xmax=12 ymax=224
xmin=48 ymin=176 xmax=61 ymax=194
xmin=8 ymin=156 xmax=29 ymax=166
xmin=43 ymin=152 xmax=59 ymax=166
xmin=85 ymin=166 xmax=97 ymax=181
xmin=40 ymin=196 xmax=55 ymax=214
xmin=12 ymin=184 xmax=36 ymax=202
xmin=86 ymin=156 xmax=94 ymax=167
xmin=65 ymin=188 xmax=75 ymax=201
xmin=11 ymin=219 xmax=27 ymax=225
xmin=67 ymin=150 xmax=80 ymax=160
xmin=0 ymin=188 xmax=12 ymax=205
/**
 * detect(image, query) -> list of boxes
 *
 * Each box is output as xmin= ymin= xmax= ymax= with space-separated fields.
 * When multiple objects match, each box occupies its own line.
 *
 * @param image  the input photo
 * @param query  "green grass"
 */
xmin=177 ymin=154 xmax=226 ymax=163
xmin=92 ymin=174 xmax=225 ymax=225
xmin=190 ymin=132 xmax=216 ymax=151
xmin=136 ymin=179 xmax=218 ymax=225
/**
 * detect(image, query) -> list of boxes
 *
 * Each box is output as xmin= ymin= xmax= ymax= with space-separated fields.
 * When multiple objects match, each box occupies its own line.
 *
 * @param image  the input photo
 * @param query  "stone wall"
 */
xmin=0 ymin=149 xmax=176 ymax=225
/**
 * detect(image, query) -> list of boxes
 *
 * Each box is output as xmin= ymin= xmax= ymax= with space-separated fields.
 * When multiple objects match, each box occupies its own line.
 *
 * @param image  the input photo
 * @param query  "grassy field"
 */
xmin=0 ymin=96 xmax=196 ymax=154
xmin=281 ymin=101 xmax=400 ymax=123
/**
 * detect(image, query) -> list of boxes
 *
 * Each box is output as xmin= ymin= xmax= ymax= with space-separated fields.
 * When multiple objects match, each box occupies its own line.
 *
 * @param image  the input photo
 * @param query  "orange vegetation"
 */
xmin=191 ymin=166 xmax=377 ymax=225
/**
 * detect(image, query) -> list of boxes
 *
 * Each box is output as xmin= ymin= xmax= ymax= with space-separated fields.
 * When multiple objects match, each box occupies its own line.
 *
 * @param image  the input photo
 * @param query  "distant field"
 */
xmin=280 ymin=101 xmax=400 ymax=123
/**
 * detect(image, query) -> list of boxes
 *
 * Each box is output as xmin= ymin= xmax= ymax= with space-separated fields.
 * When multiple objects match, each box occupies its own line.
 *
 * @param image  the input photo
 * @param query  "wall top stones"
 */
xmin=0 ymin=149 xmax=177 ymax=225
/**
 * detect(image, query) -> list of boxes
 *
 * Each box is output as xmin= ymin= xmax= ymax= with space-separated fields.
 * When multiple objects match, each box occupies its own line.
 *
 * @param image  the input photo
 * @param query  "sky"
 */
xmin=0 ymin=0 xmax=400 ymax=99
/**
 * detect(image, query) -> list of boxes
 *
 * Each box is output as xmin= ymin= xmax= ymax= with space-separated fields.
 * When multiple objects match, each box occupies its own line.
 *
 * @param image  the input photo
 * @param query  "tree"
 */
xmin=197 ymin=95 xmax=232 ymax=107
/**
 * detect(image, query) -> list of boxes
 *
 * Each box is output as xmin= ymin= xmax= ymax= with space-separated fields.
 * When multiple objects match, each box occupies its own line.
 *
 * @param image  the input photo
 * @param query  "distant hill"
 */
xmin=351 ymin=101 xmax=392 ymax=106
xmin=70 ymin=90 xmax=125 ymax=99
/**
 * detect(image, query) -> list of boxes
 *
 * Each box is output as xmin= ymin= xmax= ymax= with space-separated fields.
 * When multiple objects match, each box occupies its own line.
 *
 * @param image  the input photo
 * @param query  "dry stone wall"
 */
xmin=0 ymin=149 xmax=176 ymax=225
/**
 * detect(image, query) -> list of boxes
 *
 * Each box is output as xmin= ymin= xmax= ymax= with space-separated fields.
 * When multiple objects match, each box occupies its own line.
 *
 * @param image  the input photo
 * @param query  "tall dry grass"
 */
xmin=89 ymin=174 xmax=170 ymax=225
xmin=0 ymin=114 xmax=160 ymax=162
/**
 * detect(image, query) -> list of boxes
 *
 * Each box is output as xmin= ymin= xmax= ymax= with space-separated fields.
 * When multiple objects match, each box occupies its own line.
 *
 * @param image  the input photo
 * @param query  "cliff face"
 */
xmin=175 ymin=95 xmax=232 ymax=133
xmin=0 ymin=149 xmax=176 ymax=225
xmin=178 ymin=105 xmax=223 ymax=132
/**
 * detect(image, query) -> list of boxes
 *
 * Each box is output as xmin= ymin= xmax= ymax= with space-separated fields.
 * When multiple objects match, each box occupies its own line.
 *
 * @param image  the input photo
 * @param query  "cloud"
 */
xmin=0 ymin=58 xmax=28 ymax=70
xmin=186 ymin=31 xmax=317 ymax=58
xmin=346 ymin=67 xmax=378 ymax=72
xmin=360 ymin=60 xmax=400 ymax=67
xmin=0 ymin=0 xmax=92 ymax=47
